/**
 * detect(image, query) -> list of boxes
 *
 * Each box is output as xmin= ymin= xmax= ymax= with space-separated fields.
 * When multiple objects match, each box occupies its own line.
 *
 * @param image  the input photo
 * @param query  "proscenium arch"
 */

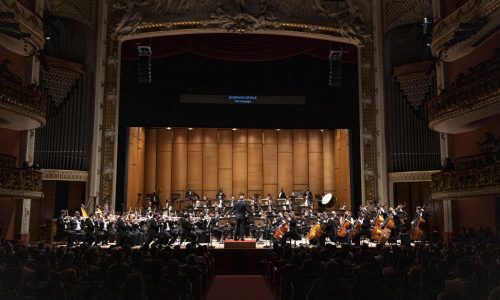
xmin=103 ymin=23 xmax=367 ymax=212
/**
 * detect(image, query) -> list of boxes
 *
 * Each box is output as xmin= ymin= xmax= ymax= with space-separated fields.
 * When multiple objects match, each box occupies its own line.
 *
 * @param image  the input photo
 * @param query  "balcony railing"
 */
xmin=431 ymin=158 xmax=500 ymax=196
xmin=0 ymin=79 xmax=47 ymax=127
xmin=428 ymin=68 xmax=500 ymax=125
xmin=0 ymin=154 xmax=43 ymax=197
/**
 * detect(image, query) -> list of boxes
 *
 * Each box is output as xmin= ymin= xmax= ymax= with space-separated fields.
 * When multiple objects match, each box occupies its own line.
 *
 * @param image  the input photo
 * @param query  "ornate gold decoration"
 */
xmin=431 ymin=163 xmax=500 ymax=199
xmin=0 ymin=77 xmax=47 ymax=127
xmin=393 ymin=60 xmax=434 ymax=110
xmin=428 ymin=65 xmax=500 ymax=129
xmin=0 ymin=168 xmax=43 ymax=198
xmin=41 ymin=169 xmax=88 ymax=181
xmin=40 ymin=56 xmax=83 ymax=106
xmin=389 ymin=170 xmax=438 ymax=182
xmin=0 ymin=0 xmax=44 ymax=55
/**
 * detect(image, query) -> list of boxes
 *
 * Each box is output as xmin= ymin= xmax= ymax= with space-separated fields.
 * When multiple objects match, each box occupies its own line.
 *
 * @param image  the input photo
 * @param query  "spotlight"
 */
xmin=188 ymin=128 xmax=194 ymax=130
xmin=232 ymin=128 xmax=238 ymax=131
xmin=137 ymin=44 xmax=152 ymax=83
xmin=329 ymin=49 xmax=343 ymax=88
xmin=166 ymin=127 xmax=172 ymax=130
xmin=276 ymin=129 xmax=281 ymax=131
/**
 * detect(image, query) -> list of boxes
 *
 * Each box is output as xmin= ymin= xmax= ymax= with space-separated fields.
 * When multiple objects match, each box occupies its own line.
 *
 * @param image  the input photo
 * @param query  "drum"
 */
xmin=321 ymin=193 xmax=336 ymax=207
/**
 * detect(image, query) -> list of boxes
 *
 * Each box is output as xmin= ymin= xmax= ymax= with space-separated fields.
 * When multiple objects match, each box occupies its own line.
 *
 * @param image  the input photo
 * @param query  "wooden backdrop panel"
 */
xmin=278 ymin=130 xmax=293 ymax=196
xmin=128 ymin=128 xmax=350 ymax=205
xmin=263 ymin=130 xmax=278 ymax=197
xmin=202 ymin=128 xmax=218 ymax=198
xmin=233 ymin=129 xmax=248 ymax=197
xmin=218 ymin=129 xmax=233 ymax=196
xmin=156 ymin=129 xmax=172 ymax=203
xmin=144 ymin=129 xmax=157 ymax=201
xmin=187 ymin=129 xmax=203 ymax=192
xmin=248 ymin=129 xmax=263 ymax=198
xmin=293 ymin=129 xmax=308 ymax=192
xmin=171 ymin=128 xmax=188 ymax=196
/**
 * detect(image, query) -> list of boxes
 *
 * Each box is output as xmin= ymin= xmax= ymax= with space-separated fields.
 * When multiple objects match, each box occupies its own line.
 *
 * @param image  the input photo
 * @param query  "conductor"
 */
xmin=231 ymin=195 xmax=251 ymax=241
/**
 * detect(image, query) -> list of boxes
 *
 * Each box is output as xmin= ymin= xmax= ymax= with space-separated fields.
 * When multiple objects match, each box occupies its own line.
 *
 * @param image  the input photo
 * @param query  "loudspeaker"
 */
xmin=328 ymin=50 xmax=342 ymax=88
xmin=137 ymin=45 xmax=152 ymax=83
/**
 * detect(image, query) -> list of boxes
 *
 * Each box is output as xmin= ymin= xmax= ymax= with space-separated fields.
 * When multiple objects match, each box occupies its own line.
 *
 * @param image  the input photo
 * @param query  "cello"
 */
xmin=378 ymin=204 xmax=404 ymax=245
xmin=350 ymin=206 xmax=368 ymax=240
xmin=336 ymin=211 xmax=352 ymax=238
xmin=274 ymin=222 xmax=289 ymax=241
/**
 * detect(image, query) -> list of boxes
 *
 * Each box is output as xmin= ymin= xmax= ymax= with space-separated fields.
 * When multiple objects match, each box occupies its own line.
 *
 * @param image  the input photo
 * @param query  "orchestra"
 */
xmin=54 ymin=188 xmax=427 ymax=248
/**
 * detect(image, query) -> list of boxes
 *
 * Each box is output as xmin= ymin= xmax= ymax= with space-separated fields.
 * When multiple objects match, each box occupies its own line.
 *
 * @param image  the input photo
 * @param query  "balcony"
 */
xmin=0 ymin=154 xmax=43 ymax=198
xmin=428 ymin=53 xmax=500 ymax=134
xmin=0 ymin=78 xmax=47 ymax=130
xmin=431 ymin=0 xmax=500 ymax=62
xmin=430 ymin=153 xmax=500 ymax=199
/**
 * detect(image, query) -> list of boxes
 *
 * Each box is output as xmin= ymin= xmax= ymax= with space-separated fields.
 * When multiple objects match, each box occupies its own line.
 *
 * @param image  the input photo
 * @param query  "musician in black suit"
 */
xmin=281 ymin=217 xmax=301 ymax=246
xmin=216 ymin=188 xmax=225 ymax=200
xmin=151 ymin=190 xmax=160 ymax=211
xmin=84 ymin=213 xmax=97 ymax=245
xmin=143 ymin=214 xmax=161 ymax=248
xmin=278 ymin=188 xmax=286 ymax=199
xmin=116 ymin=213 xmax=129 ymax=246
xmin=231 ymin=196 xmax=251 ymax=241
xmin=179 ymin=213 xmax=198 ymax=245
xmin=55 ymin=210 xmax=75 ymax=246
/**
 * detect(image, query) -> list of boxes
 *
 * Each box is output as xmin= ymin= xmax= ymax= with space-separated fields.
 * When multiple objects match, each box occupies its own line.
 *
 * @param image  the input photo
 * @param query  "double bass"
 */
xmin=378 ymin=204 xmax=404 ymax=245
xmin=411 ymin=205 xmax=426 ymax=241
xmin=371 ymin=206 xmax=385 ymax=241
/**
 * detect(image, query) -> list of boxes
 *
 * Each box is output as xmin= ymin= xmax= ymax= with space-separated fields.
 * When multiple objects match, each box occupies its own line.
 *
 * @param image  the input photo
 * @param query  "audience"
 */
xmin=0 ymin=229 xmax=498 ymax=300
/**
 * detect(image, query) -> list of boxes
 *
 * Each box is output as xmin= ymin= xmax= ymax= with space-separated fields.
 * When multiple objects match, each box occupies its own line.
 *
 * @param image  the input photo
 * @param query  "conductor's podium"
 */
xmin=224 ymin=239 xmax=257 ymax=249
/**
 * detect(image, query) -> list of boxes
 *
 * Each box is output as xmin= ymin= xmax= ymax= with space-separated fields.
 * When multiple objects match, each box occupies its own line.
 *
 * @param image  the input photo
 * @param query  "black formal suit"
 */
xmin=143 ymin=217 xmax=160 ymax=247
xmin=84 ymin=218 xmax=97 ymax=244
xmin=179 ymin=218 xmax=197 ymax=244
xmin=116 ymin=217 xmax=129 ymax=246
xmin=231 ymin=200 xmax=250 ymax=240
xmin=278 ymin=191 xmax=286 ymax=199
xmin=281 ymin=219 xmax=301 ymax=245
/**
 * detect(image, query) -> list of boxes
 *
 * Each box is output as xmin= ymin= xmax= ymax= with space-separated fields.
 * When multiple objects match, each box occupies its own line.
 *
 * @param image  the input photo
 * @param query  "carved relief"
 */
xmin=111 ymin=0 xmax=369 ymax=42
xmin=393 ymin=60 xmax=434 ymax=111
xmin=40 ymin=57 xmax=83 ymax=106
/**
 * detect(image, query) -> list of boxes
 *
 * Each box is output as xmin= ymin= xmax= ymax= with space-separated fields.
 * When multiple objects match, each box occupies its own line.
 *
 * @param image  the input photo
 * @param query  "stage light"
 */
xmin=166 ymin=127 xmax=172 ymax=130
xmin=329 ymin=50 xmax=343 ymax=88
xmin=188 ymin=128 xmax=194 ymax=130
xmin=422 ymin=17 xmax=433 ymax=47
xmin=137 ymin=45 xmax=152 ymax=83
xmin=276 ymin=129 xmax=281 ymax=131
xmin=232 ymin=128 xmax=238 ymax=131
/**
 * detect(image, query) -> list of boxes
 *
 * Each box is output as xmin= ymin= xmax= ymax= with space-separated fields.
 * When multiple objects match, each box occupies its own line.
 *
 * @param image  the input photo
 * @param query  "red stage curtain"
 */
xmin=121 ymin=33 xmax=357 ymax=63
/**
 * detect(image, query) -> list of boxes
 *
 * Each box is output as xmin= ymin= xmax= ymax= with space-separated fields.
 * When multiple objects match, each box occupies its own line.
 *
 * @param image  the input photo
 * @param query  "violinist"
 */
xmin=84 ymin=213 xmax=97 ymax=246
xmin=116 ymin=212 xmax=130 ymax=246
xmin=179 ymin=213 xmax=198 ymax=245
xmin=143 ymin=213 xmax=161 ymax=248
xmin=55 ymin=210 xmax=75 ymax=246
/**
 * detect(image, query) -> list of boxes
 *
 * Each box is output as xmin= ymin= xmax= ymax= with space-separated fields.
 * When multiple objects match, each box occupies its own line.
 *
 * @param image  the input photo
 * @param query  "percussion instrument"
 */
xmin=321 ymin=193 xmax=336 ymax=207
